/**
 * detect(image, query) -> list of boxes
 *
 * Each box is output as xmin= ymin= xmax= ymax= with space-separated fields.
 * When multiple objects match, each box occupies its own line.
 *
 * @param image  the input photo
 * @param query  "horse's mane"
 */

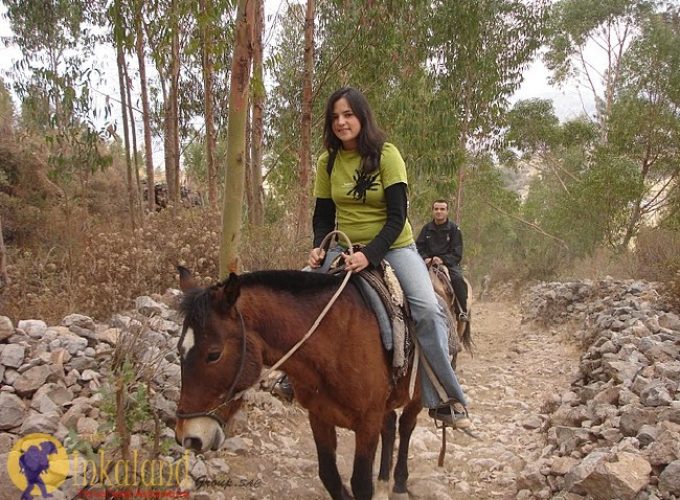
xmin=180 ymin=287 xmax=214 ymax=330
xmin=239 ymin=269 xmax=344 ymax=293
xmin=180 ymin=270 xmax=345 ymax=329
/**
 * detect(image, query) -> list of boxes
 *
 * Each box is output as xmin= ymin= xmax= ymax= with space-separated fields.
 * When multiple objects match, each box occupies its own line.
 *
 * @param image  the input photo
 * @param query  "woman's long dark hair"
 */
xmin=323 ymin=87 xmax=386 ymax=174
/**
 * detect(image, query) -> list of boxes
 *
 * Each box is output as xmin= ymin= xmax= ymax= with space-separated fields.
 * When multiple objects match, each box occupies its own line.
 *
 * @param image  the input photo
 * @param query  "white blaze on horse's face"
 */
xmin=180 ymin=327 xmax=196 ymax=360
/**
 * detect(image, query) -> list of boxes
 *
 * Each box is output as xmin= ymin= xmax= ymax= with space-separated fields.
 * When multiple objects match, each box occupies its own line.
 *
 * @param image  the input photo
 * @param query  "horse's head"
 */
xmin=174 ymin=266 xmax=261 ymax=453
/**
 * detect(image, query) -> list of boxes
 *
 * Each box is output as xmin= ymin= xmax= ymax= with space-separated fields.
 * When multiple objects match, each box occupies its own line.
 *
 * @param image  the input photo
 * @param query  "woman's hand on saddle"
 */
xmin=308 ymin=247 xmax=326 ymax=268
xmin=343 ymin=251 xmax=368 ymax=273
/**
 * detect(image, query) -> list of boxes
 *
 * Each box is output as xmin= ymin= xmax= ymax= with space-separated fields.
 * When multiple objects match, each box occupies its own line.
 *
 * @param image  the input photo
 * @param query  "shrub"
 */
xmin=634 ymin=227 xmax=680 ymax=282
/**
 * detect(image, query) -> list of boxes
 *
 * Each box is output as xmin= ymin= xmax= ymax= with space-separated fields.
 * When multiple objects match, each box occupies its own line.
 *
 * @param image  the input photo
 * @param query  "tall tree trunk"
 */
xmin=0 ymin=215 xmax=9 ymax=288
xmin=134 ymin=0 xmax=156 ymax=212
xmin=295 ymin=0 xmax=315 ymax=241
xmin=219 ymin=0 xmax=254 ymax=278
xmin=123 ymin=63 xmax=142 ymax=217
xmin=454 ymin=81 xmax=473 ymax=225
xmin=164 ymin=0 xmax=181 ymax=205
xmin=163 ymin=93 xmax=175 ymax=206
xmin=114 ymin=0 xmax=136 ymax=230
xmin=248 ymin=0 xmax=265 ymax=226
xmin=200 ymin=0 xmax=217 ymax=207
xmin=171 ymin=0 xmax=181 ymax=204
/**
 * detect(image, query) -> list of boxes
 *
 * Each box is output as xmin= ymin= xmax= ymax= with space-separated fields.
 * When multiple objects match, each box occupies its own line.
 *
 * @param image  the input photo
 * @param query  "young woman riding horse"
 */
xmin=174 ymin=87 xmax=473 ymax=499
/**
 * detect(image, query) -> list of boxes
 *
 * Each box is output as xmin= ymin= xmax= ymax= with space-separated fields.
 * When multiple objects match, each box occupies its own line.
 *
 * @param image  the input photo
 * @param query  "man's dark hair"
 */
xmin=323 ymin=86 xmax=386 ymax=174
xmin=432 ymin=199 xmax=449 ymax=209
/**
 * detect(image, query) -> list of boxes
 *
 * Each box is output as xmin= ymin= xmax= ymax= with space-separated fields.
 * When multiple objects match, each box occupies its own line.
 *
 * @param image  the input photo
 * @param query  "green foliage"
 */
xmin=571 ymin=151 xmax=643 ymax=247
xmin=5 ymin=0 xmax=113 ymax=187
xmin=0 ymin=78 xmax=15 ymax=130
xmin=99 ymin=360 xmax=152 ymax=434
xmin=544 ymin=0 xmax=653 ymax=84
xmin=183 ymin=134 xmax=227 ymax=191
xmin=429 ymin=0 xmax=548 ymax=147
xmin=459 ymin=155 xmax=523 ymax=280
xmin=560 ymin=118 xmax=599 ymax=148
xmin=505 ymin=99 xmax=561 ymax=154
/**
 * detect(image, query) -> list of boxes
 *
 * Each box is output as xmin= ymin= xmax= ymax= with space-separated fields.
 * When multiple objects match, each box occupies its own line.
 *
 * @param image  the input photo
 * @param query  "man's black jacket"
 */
xmin=415 ymin=219 xmax=463 ymax=270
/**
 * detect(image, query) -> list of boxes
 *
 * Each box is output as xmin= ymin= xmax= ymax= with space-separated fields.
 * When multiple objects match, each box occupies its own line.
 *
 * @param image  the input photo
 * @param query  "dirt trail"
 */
xmin=204 ymin=300 xmax=583 ymax=500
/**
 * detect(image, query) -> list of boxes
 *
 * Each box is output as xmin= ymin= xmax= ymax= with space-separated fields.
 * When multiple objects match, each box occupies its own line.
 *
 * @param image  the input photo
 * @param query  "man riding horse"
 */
xmin=415 ymin=199 xmax=469 ymax=322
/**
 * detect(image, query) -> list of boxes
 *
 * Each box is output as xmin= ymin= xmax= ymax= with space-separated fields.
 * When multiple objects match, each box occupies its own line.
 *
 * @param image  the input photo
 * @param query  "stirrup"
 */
xmin=271 ymin=375 xmax=294 ymax=402
xmin=428 ymin=403 xmax=471 ymax=429
xmin=457 ymin=311 xmax=469 ymax=322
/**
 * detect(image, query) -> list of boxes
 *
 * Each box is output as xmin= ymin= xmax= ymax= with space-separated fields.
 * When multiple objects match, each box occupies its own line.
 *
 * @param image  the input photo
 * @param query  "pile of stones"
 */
xmin=0 ymin=290 xmax=269 ymax=500
xmin=516 ymin=277 xmax=680 ymax=500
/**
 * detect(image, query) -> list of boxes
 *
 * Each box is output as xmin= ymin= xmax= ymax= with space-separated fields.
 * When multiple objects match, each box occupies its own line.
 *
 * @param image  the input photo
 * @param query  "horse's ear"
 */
xmin=177 ymin=265 xmax=198 ymax=291
xmin=221 ymin=272 xmax=241 ymax=306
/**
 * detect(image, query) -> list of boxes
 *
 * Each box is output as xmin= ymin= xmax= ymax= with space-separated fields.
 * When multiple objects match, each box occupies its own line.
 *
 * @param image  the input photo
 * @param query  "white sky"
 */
xmin=0 ymin=1 xmax=598 ymax=137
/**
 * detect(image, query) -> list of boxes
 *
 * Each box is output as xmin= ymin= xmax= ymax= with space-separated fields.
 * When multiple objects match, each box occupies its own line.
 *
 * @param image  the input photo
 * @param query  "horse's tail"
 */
xmin=460 ymin=318 xmax=474 ymax=356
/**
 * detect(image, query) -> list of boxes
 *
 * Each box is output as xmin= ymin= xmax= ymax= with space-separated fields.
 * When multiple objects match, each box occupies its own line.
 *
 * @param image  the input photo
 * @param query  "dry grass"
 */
xmin=560 ymin=246 xmax=636 ymax=281
xmin=634 ymin=227 xmax=680 ymax=282
xmin=1 ymin=203 xmax=316 ymax=324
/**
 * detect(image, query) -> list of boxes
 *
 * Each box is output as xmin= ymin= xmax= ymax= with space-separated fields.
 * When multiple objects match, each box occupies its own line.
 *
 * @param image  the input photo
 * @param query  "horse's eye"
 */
xmin=207 ymin=351 xmax=221 ymax=363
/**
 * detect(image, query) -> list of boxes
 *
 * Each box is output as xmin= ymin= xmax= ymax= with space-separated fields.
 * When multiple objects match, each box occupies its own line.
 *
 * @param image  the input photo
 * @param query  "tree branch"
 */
xmin=483 ymin=200 xmax=570 ymax=250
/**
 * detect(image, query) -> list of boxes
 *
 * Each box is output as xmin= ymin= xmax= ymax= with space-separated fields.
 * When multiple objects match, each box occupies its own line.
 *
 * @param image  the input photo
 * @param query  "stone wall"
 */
xmin=0 ymin=290 xmax=261 ymax=500
xmin=517 ymin=277 xmax=680 ymax=500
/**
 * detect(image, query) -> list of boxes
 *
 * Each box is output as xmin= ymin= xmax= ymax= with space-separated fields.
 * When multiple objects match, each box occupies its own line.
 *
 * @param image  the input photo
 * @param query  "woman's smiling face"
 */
xmin=332 ymin=97 xmax=361 ymax=150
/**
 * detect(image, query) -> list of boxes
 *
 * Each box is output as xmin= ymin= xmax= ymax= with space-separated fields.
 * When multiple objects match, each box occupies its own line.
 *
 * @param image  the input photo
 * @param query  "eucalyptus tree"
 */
xmin=219 ymin=0 xmax=254 ymax=277
xmin=609 ymin=4 xmax=680 ymax=246
xmin=265 ymin=2 xmax=306 ymax=206
xmin=267 ymin=1 xmax=434 ymax=217
xmin=198 ymin=0 xmax=218 ymax=206
xmin=0 ymin=78 xmax=14 ymax=136
xmin=457 ymin=153 xmax=523 ymax=279
xmin=170 ymin=0 xmax=235 ymax=205
xmin=294 ymin=0 xmax=315 ymax=241
xmin=506 ymin=98 xmax=639 ymax=259
xmin=143 ymin=0 xmax=183 ymax=203
xmin=132 ymin=0 xmax=157 ymax=211
xmin=429 ymin=0 xmax=548 ymax=222
xmin=110 ymin=0 xmax=138 ymax=228
xmin=3 ymin=0 xmax=112 ymax=186
xmin=247 ymin=0 xmax=265 ymax=226
xmin=544 ymin=0 xmax=656 ymax=137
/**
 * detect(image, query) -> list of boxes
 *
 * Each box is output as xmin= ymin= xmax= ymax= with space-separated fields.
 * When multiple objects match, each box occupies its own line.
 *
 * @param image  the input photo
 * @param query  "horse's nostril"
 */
xmin=183 ymin=437 xmax=203 ymax=451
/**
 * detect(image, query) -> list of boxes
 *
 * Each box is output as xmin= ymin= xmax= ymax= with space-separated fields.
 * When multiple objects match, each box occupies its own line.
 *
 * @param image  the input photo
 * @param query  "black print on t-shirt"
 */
xmin=347 ymin=169 xmax=380 ymax=203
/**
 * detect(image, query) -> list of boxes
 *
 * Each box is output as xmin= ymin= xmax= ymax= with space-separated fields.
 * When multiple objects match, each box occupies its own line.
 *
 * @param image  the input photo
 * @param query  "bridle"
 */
xmin=175 ymin=307 xmax=248 ymax=427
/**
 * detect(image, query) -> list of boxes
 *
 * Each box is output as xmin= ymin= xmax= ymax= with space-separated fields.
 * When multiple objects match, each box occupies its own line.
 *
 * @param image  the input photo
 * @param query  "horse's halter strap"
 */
xmin=175 ymin=307 xmax=248 ymax=428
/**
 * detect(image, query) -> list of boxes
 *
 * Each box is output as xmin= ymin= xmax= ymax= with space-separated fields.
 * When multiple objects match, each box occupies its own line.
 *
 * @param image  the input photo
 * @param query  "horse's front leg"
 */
xmin=351 ymin=419 xmax=383 ymax=500
xmin=392 ymin=399 xmax=421 ymax=495
xmin=377 ymin=410 xmax=396 ymax=482
xmin=375 ymin=410 xmax=397 ymax=499
xmin=309 ymin=412 xmax=352 ymax=500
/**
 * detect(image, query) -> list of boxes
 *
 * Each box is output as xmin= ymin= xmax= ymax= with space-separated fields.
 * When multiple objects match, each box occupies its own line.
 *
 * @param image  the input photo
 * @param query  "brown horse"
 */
xmin=175 ymin=267 xmax=433 ymax=499
xmin=428 ymin=263 xmax=474 ymax=355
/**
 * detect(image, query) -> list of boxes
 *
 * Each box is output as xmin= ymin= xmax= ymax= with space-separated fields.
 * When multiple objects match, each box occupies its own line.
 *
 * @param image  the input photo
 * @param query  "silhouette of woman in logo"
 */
xmin=19 ymin=440 xmax=57 ymax=499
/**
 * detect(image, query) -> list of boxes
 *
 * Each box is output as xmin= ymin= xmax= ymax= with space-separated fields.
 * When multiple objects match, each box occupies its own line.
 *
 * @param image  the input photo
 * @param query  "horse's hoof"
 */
xmin=390 ymin=491 xmax=410 ymax=500
xmin=374 ymin=480 xmax=390 ymax=500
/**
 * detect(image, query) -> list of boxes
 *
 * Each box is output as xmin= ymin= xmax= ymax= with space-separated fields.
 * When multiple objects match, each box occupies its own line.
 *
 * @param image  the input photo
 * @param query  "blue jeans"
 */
xmin=320 ymin=244 xmax=467 ymax=408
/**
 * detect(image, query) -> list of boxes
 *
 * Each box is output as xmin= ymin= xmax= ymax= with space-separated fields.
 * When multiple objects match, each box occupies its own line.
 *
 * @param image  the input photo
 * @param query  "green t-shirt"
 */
xmin=314 ymin=142 xmax=414 ymax=249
